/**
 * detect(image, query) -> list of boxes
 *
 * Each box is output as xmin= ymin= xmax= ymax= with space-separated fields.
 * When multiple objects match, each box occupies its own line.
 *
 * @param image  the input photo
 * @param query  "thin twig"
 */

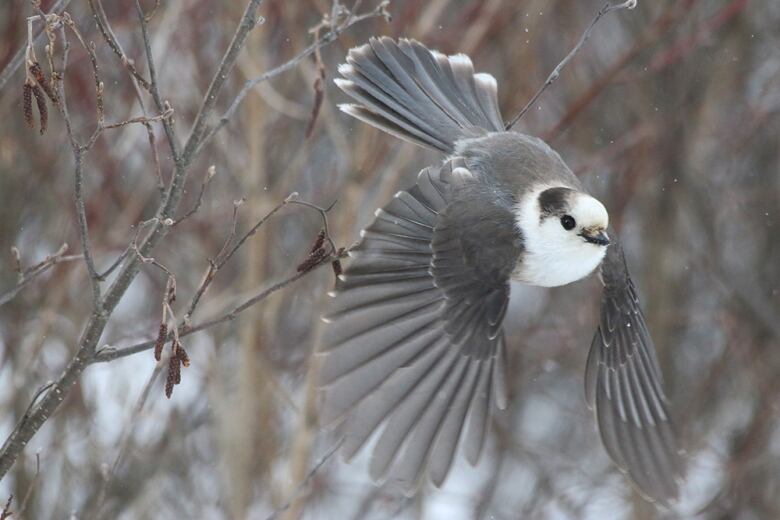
xmin=264 ymin=440 xmax=344 ymax=520
xmin=87 ymin=0 xmax=152 ymax=90
xmin=182 ymin=193 xmax=338 ymax=322
xmin=177 ymin=0 xmax=266 ymax=167
xmin=95 ymin=249 xmax=131 ymax=281
xmin=0 ymin=0 xmax=71 ymax=93
xmin=53 ymin=24 xmax=75 ymax=142
xmin=32 ymin=12 xmax=109 ymax=305
xmin=73 ymin=151 xmax=103 ymax=305
xmin=544 ymin=0 xmax=691 ymax=140
xmin=17 ymin=453 xmax=40 ymax=517
xmin=194 ymin=0 xmax=391 ymax=158
xmin=0 ymin=494 xmax=11 ymax=520
xmin=130 ymin=235 xmax=177 ymax=280
xmin=61 ymin=13 xmax=105 ymax=130
xmin=93 ymin=252 xmax=342 ymax=364
xmin=181 ymin=198 xmax=245 ymax=323
xmin=95 ymin=192 xmax=345 ymax=363
xmin=21 ymin=243 xmax=69 ymax=277
xmin=305 ymin=19 xmax=328 ymax=139
xmin=505 ymin=0 xmax=638 ymax=130
xmin=216 ymin=196 xmax=290 ymax=267
xmin=0 ymin=383 xmax=54 ymax=460
xmin=172 ymin=165 xmax=217 ymax=226
xmin=133 ymin=0 xmax=181 ymax=160
xmin=89 ymin=0 xmax=164 ymax=192
xmin=96 ymin=218 xmax=159 ymax=281
xmin=286 ymin=197 xmax=339 ymax=255
xmin=93 ymin=363 xmax=163 ymax=519
xmin=0 ymin=0 xmax=381 ymax=483
xmin=0 ymin=245 xmax=81 ymax=307
xmin=101 ymin=107 xmax=174 ymax=130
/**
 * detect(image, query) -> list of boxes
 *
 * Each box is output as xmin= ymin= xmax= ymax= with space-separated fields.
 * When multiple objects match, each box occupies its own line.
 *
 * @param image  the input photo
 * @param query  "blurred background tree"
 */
xmin=0 ymin=1 xmax=778 ymax=519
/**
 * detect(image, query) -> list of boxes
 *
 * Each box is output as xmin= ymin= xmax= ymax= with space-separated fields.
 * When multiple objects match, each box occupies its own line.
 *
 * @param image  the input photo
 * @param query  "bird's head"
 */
xmin=538 ymin=186 xmax=610 ymax=246
xmin=514 ymin=186 xmax=610 ymax=287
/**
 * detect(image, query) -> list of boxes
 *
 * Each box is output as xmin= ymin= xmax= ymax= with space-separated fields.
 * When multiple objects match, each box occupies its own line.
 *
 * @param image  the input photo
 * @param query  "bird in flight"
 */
xmin=317 ymin=37 xmax=684 ymax=505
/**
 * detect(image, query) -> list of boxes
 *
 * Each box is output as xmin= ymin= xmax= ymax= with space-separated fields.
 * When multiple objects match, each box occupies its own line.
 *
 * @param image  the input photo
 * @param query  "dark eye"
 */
xmin=561 ymin=215 xmax=576 ymax=231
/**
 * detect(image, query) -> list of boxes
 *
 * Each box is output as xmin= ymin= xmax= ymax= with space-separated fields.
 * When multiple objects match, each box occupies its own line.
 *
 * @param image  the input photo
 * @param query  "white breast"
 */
xmin=513 ymin=241 xmax=606 ymax=287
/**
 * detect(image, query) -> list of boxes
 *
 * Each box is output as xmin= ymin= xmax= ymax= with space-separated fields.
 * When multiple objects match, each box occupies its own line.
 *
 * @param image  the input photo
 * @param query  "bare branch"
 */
xmin=177 ymin=0 xmax=266 ymax=167
xmin=93 ymin=364 xmax=163 ymax=518
xmin=0 ymin=0 xmax=71 ymax=94
xmin=505 ymin=0 xmax=638 ymax=130
xmin=0 ymin=494 xmax=11 ymax=520
xmin=73 ymin=151 xmax=103 ymax=305
xmin=0 ymin=244 xmax=81 ymax=307
xmin=96 ymin=218 xmax=159 ymax=281
xmin=101 ymin=106 xmax=174 ymax=130
xmin=132 ymin=0 xmax=181 ymax=160
xmin=95 ymin=192 xmax=346 ymax=363
xmin=304 ymin=21 xmax=328 ymax=138
xmin=93 ymin=258 xmax=336 ymax=363
xmin=17 ymin=453 xmax=40 ymax=517
xmin=181 ymin=198 xmax=246 ymax=323
xmin=264 ymin=440 xmax=344 ymax=520
xmin=87 ymin=0 xmax=151 ymax=90
xmin=195 ymin=0 xmax=391 ymax=157
xmin=61 ymin=13 xmax=105 ymax=130
xmin=24 ymin=11 xmax=112 ymax=305
xmin=286 ymin=196 xmax=339 ymax=256
xmin=87 ymin=0 xmax=165 ymax=192
xmin=0 ymin=0 xmax=382 ymax=483
xmin=172 ymin=165 xmax=217 ymax=226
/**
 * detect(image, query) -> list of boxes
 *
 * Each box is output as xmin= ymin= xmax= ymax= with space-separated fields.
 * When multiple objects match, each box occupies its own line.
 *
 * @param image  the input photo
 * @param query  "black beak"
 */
xmin=580 ymin=229 xmax=610 ymax=246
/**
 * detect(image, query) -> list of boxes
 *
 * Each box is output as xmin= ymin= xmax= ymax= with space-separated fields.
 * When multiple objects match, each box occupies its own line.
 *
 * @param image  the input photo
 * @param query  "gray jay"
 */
xmin=317 ymin=37 xmax=684 ymax=505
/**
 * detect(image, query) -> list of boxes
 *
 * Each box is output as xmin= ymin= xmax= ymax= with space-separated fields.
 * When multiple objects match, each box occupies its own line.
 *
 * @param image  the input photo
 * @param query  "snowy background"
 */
xmin=1 ymin=0 xmax=779 ymax=518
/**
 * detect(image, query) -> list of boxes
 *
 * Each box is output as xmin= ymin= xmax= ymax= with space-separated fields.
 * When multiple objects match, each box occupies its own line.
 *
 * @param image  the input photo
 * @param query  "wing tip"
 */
xmin=337 ymin=63 xmax=354 ymax=77
xmin=448 ymin=53 xmax=474 ymax=70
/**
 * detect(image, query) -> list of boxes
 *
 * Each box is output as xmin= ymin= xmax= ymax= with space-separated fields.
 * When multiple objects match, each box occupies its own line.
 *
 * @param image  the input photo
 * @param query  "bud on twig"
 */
xmin=10 ymin=247 xmax=22 ymax=273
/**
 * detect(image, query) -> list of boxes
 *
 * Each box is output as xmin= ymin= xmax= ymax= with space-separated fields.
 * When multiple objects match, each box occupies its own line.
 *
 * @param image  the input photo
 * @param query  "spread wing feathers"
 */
xmin=318 ymin=160 xmax=517 ymax=492
xmin=431 ymin=189 xmax=520 ymax=361
xmin=335 ymin=36 xmax=504 ymax=153
xmin=585 ymin=242 xmax=685 ymax=505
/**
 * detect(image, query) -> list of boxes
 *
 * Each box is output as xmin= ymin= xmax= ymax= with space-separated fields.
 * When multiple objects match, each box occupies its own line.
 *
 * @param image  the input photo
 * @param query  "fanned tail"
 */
xmin=335 ymin=37 xmax=505 ymax=153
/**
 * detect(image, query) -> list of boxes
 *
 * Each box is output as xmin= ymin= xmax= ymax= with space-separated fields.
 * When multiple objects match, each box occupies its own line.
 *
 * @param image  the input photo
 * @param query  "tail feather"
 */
xmin=336 ymin=37 xmax=504 ymax=152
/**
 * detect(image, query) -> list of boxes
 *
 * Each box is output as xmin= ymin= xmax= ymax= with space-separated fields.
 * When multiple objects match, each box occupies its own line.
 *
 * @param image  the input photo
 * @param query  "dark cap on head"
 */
xmin=538 ymin=187 xmax=576 ymax=217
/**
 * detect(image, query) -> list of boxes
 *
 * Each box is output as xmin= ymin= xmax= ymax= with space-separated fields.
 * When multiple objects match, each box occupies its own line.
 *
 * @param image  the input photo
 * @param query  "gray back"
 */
xmin=456 ymin=132 xmax=584 ymax=199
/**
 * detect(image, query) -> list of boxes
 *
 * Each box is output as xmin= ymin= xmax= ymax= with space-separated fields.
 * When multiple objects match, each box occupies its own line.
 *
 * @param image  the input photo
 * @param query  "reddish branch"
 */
xmin=0 ymin=0 xmax=385 ymax=482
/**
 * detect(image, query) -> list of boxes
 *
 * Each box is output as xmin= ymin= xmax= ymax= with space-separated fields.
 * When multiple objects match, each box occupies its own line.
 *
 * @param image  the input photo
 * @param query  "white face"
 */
xmin=513 ymin=188 xmax=610 ymax=287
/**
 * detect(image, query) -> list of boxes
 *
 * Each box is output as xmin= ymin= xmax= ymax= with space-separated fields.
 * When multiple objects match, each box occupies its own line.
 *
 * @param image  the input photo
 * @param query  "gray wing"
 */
xmin=336 ymin=37 xmax=504 ymax=152
xmin=318 ymin=158 xmax=521 ymax=493
xmin=585 ymin=240 xmax=685 ymax=505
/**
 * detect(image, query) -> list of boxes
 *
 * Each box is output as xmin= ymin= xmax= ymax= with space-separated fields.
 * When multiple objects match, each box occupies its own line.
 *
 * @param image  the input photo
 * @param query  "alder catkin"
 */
xmin=23 ymin=83 xmax=34 ymax=129
xmin=31 ymin=85 xmax=47 ymax=135
xmin=154 ymin=323 xmax=168 ymax=361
